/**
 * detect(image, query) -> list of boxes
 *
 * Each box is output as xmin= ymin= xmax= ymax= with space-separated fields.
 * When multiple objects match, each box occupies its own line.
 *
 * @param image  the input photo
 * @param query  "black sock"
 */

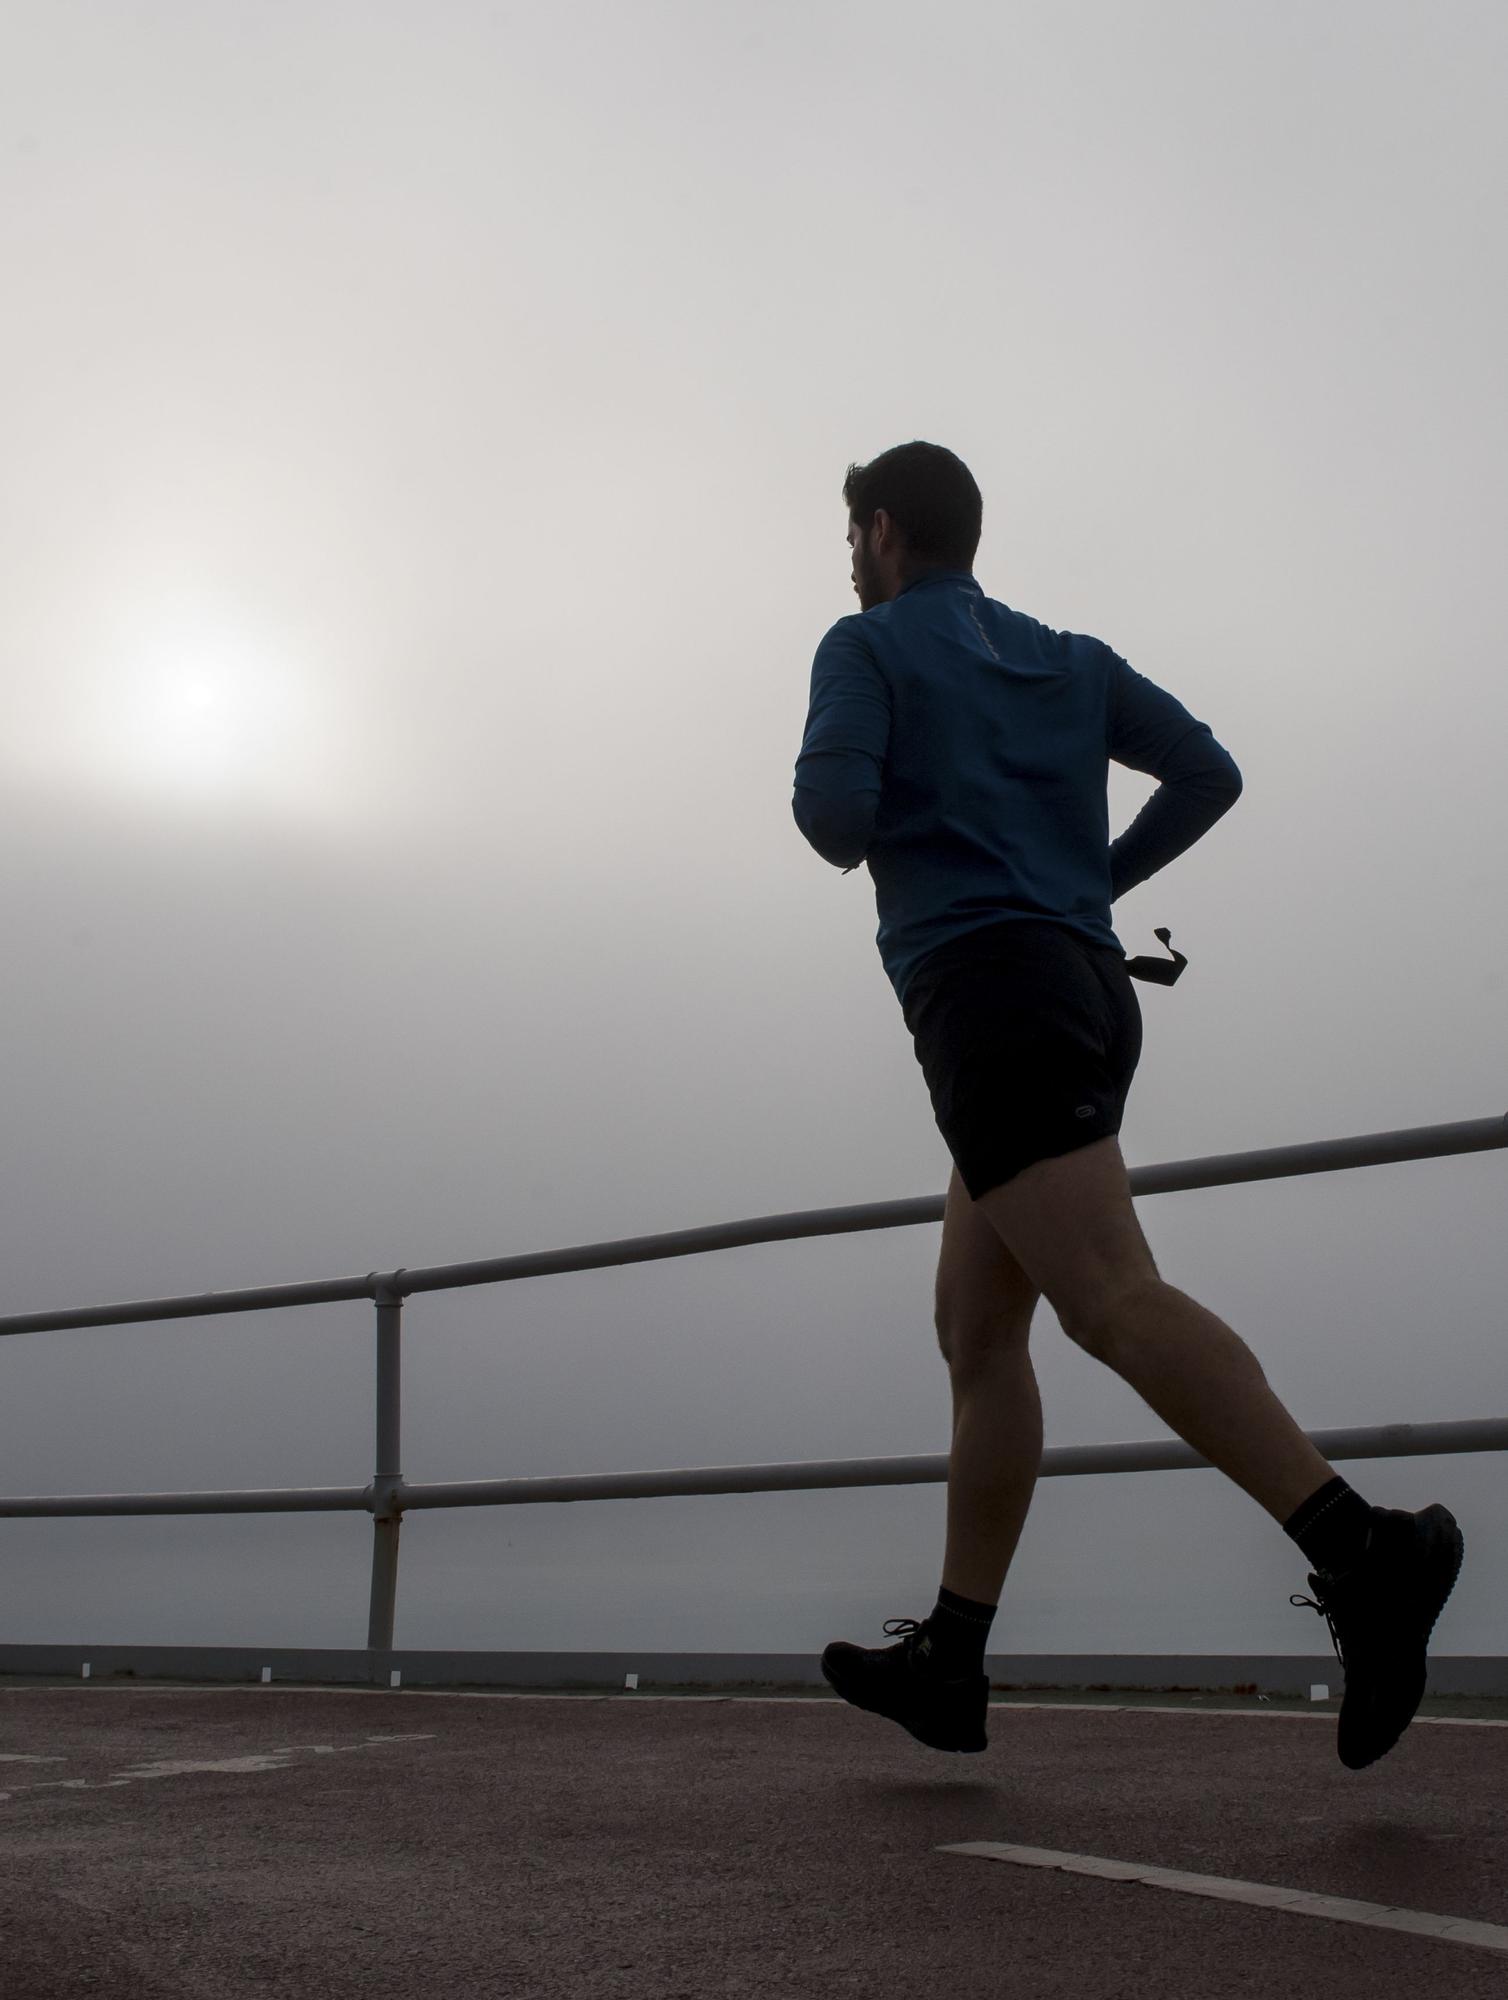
xmin=1283 ymin=1475 xmax=1375 ymax=1577
xmin=922 ymin=1585 xmax=997 ymax=1674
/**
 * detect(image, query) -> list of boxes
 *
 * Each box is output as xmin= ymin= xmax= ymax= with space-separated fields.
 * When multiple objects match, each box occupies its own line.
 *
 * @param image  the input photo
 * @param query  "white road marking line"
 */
xmin=115 ymin=1734 xmax=438 ymax=1781
xmin=939 ymin=1842 xmax=1508 ymax=1955
xmin=0 ymin=1752 xmax=67 ymax=1762
xmin=262 ymin=1735 xmax=436 ymax=1757
xmin=4 ymin=1685 xmax=1508 ymax=1728
xmin=0 ymin=1732 xmax=439 ymax=1805
xmin=117 ymin=1755 xmax=300 ymax=1778
xmin=326 ymin=1692 xmax=1508 ymax=1730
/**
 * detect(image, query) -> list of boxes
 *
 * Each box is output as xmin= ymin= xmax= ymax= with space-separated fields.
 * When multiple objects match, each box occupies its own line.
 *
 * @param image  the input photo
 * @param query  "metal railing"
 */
xmin=2 ymin=1112 xmax=1505 ymax=1657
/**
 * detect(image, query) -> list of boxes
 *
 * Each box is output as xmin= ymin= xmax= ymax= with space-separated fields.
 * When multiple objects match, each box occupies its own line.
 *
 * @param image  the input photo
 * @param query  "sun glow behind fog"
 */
xmin=43 ymin=615 xmax=371 ymax=837
xmin=146 ymin=670 xmax=252 ymax=786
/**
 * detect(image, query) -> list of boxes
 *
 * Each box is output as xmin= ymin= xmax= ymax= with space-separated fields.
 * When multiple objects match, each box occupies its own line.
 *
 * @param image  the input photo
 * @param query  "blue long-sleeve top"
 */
xmin=792 ymin=571 xmax=1243 ymax=1010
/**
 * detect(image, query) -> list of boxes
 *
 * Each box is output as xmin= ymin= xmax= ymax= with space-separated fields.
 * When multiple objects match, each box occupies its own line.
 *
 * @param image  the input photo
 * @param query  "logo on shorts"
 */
xmin=1075 ymin=1104 xmax=1096 ymax=1119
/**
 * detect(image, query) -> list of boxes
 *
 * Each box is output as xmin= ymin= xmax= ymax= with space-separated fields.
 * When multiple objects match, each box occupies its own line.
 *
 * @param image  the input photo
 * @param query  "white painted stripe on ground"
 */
xmin=0 ymin=1734 xmax=441 ymax=1805
xmin=939 ymin=1842 xmax=1508 ymax=1954
xmin=277 ymin=1691 xmax=1508 ymax=1729
xmin=4 ymin=1686 xmax=1508 ymax=1727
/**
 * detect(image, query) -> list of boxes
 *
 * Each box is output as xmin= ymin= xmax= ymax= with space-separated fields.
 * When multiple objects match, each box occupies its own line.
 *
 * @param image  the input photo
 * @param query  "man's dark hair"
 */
xmin=842 ymin=441 xmax=982 ymax=575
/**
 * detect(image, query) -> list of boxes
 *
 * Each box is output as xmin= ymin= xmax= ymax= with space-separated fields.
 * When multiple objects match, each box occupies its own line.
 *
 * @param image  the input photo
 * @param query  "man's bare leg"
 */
xmin=941 ymin=1346 xmax=1044 ymax=1606
xmin=970 ymin=1139 xmax=1337 ymax=1525
xmin=1082 ymin=1278 xmax=1336 ymax=1525
xmin=937 ymin=1282 xmax=1331 ymax=1608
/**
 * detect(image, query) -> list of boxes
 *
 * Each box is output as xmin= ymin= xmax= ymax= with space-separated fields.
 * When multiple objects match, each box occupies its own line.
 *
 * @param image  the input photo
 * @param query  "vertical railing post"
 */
xmin=366 ymin=1272 xmax=407 ymax=1662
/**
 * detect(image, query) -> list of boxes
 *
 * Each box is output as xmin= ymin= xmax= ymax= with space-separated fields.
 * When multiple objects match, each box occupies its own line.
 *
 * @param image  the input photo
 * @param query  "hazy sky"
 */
xmin=1 ymin=1 xmax=1504 ymax=1669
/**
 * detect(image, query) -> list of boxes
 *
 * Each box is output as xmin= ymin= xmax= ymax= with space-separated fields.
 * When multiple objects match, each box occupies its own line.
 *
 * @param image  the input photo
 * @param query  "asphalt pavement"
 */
xmin=2 ymin=1682 xmax=1505 ymax=1999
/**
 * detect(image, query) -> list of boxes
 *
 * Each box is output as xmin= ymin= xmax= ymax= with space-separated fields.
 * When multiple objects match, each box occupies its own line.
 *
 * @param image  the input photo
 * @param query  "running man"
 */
xmin=792 ymin=439 xmax=1463 ymax=1766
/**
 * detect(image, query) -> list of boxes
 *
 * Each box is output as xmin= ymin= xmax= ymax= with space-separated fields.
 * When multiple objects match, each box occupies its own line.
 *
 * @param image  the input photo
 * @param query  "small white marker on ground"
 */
xmin=625 ymin=1673 xmax=639 ymax=1690
xmin=1310 ymin=1683 xmax=1330 ymax=1701
xmin=389 ymin=1670 xmax=401 ymax=1688
xmin=261 ymin=1667 xmax=272 ymax=1684
xmin=81 ymin=1663 xmax=90 ymax=1680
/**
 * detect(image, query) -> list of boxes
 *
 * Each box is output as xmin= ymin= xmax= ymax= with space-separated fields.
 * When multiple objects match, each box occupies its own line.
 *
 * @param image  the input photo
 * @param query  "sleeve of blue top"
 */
xmin=1103 ymin=642 xmax=1243 ymax=904
xmin=791 ymin=616 xmax=890 ymax=872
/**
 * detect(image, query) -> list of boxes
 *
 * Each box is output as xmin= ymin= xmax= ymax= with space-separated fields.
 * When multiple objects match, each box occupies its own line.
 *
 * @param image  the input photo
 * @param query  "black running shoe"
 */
xmin=1289 ymin=1502 xmax=1465 ymax=1770
xmin=820 ymin=1616 xmax=989 ymax=1753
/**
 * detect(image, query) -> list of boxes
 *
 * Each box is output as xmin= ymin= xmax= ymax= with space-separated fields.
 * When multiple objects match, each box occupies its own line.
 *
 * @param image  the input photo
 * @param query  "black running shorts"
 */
xmin=901 ymin=916 xmax=1143 ymax=1202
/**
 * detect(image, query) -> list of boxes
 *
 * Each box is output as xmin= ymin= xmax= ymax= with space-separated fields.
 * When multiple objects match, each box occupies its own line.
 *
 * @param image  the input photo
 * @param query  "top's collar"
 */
xmin=895 ymin=569 xmax=980 ymax=599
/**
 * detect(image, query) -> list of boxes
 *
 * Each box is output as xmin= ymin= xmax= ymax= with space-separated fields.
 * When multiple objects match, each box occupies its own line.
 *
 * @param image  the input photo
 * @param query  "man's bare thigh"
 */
xmin=971 ymin=1135 xmax=1160 ymax=1341
xmin=934 ymin=1161 xmax=1041 ymax=1368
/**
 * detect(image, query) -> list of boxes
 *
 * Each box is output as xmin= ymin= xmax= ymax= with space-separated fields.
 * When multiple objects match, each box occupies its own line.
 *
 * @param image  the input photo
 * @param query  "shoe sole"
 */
xmin=1338 ymin=1503 xmax=1465 ymax=1770
xmin=819 ymin=1650 xmax=988 ymax=1754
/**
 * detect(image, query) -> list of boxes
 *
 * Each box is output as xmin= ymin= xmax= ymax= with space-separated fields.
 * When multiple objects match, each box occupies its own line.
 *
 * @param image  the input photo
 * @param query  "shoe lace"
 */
xmin=1289 ymin=1579 xmax=1345 ymax=1669
xmin=882 ymin=1617 xmax=925 ymax=1640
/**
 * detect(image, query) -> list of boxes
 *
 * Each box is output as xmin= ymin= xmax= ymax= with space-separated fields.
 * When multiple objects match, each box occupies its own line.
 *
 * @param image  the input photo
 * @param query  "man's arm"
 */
xmin=791 ymin=617 xmax=891 ymax=873
xmin=1103 ymin=643 xmax=1243 ymax=900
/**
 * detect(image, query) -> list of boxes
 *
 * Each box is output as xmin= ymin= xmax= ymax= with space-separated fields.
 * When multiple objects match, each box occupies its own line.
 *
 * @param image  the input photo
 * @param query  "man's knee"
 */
xmin=1058 ymin=1273 xmax=1168 ymax=1360
xmin=971 ymin=1137 xmax=1162 ymax=1351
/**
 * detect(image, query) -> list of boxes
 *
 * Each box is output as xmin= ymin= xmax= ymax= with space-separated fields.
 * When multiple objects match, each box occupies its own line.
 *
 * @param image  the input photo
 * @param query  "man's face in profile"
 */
xmin=847 ymin=512 xmax=896 ymax=612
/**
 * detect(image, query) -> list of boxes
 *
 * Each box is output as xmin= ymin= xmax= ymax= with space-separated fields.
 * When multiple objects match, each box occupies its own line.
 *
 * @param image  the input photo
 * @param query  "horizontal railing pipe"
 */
xmin=2 ymin=1110 xmax=1503 ymax=1666
xmin=1125 ymin=1111 xmax=1508 ymax=1196
xmin=0 ymin=1113 xmax=1503 ymax=1341
xmin=0 ymin=1274 xmax=379 ymax=1339
xmin=393 ymin=1416 xmax=1508 ymax=1509
xmin=0 ymin=1485 xmax=371 ymax=1518
xmin=5 ymin=1418 xmax=1504 ymax=1520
